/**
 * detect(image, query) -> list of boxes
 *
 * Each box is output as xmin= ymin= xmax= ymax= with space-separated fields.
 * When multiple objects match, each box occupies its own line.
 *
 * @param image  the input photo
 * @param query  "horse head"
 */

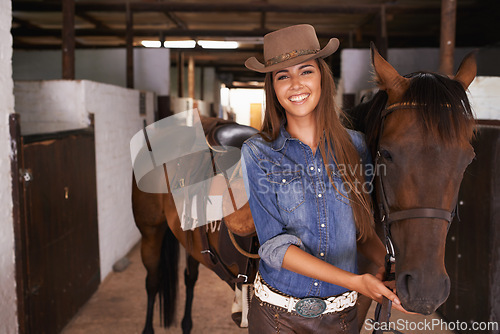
xmin=370 ymin=44 xmax=477 ymax=314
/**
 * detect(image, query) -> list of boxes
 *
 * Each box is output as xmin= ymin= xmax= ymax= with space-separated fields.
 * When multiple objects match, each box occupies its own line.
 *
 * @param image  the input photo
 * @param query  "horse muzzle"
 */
xmin=396 ymin=268 xmax=451 ymax=315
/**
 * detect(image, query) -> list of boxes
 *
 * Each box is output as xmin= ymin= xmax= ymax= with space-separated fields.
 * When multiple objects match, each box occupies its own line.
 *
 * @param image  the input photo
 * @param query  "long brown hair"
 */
xmin=260 ymin=58 xmax=374 ymax=241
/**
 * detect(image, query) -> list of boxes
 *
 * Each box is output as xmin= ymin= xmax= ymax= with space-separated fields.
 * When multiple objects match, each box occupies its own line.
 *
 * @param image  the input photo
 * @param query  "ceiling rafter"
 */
xmin=12 ymin=27 xmax=346 ymax=38
xmin=163 ymin=11 xmax=187 ymax=30
xmin=76 ymin=11 xmax=112 ymax=30
xmin=12 ymin=16 xmax=41 ymax=30
xmin=12 ymin=1 xmax=443 ymax=14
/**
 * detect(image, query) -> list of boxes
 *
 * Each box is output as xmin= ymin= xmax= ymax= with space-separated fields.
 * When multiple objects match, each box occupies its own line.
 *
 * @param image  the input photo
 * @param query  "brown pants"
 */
xmin=248 ymin=294 xmax=359 ymax=334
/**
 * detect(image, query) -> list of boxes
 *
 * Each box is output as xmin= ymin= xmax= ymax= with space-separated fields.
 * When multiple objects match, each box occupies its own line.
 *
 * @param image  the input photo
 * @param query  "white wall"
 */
xmin=0 ymin=0 xmax=16 ymax=332
xmin=468 ymin=77 xmax=500 ymax=120
xmin=84 ymin=81 xmax=155 ymax=279
xmin=13 ymin=48 xmax=170 ymax=95
xmin=14 ymin=80 xmax=155 ymax=281
xmin=14 ymin=80 xmax=89 ymax=135
xmin=340 ymin=47 xmax=475 ymax=99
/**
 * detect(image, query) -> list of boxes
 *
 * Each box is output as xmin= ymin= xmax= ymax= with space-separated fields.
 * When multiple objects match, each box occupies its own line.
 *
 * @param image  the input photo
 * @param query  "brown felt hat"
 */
xmin=245 ymin=24 xmax=340 ymax=73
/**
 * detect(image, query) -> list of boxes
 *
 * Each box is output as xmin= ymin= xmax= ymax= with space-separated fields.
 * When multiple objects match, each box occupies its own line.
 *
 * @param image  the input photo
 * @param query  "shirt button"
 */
xmin=318 ymin=168 xmax=321 ymax=173
xmin=314 ymin=282 xmax=319 ymax=286
xmin=321 ymin=224 xmax=325 ymax=228
xmin=320 ymin=252 xmax=325 ymax=257
xmin=282 ymin=179 xmax=286 ymax=183
xmin=310 ymin=166 xmax=315 ymax=171
xmin=317 ymin=194 xmax=322 ymax=198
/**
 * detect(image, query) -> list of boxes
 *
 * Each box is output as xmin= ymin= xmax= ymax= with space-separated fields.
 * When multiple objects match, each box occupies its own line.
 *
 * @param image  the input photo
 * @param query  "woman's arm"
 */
xmin=282 ymin=245 xmax=413 ymax=314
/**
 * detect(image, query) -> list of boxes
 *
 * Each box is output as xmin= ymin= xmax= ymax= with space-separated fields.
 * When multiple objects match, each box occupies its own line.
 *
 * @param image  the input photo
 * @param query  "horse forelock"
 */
xmin=401 ymin=72 xmax=476 ymax=145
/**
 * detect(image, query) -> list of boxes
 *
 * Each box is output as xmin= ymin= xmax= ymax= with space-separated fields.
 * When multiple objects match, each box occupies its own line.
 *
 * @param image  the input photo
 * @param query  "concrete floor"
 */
xmin=62 ymin=242 xmax=453 ymax=334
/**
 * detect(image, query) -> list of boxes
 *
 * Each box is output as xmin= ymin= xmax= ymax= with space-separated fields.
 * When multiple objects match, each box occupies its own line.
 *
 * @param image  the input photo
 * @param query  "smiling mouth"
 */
xmin=288 ymin=93 xmax=310 ymax=103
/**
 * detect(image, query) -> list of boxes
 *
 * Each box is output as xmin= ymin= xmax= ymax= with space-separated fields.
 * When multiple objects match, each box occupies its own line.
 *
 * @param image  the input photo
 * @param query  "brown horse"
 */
xmin=132 ymin=117 xmax=259 ymax=334
xmin=351 ymin=44 xmax=477 ymax=318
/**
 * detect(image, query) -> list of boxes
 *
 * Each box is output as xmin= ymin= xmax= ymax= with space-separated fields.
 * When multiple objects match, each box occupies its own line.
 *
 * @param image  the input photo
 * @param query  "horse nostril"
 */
xmin=397 ymin=271 xmax=412 ymax=300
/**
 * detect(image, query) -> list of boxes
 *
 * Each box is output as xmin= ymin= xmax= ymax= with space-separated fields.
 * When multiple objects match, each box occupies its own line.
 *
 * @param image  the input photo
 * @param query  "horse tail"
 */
xmin=158 ymin=222 xmax=179 ymax=327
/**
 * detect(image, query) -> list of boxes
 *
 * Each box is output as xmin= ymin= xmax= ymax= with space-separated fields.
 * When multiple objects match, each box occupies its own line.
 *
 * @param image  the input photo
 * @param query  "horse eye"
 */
xmin=380 ymin=149 xmax=393 ymax=162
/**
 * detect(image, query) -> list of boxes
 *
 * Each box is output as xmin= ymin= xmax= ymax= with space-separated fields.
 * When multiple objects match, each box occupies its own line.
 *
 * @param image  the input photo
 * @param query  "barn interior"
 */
xmin=1 ymin=0 xmax=499 ymax=333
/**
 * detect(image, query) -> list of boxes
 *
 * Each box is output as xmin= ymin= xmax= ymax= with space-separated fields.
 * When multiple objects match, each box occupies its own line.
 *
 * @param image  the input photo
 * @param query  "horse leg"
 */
xmin=139 ymin=223 xmax=165 ymax=334
xmin=181 ymin=255 xmax=200 ymax=334
xmin=139 ymin=222 xmax=179 ymax=334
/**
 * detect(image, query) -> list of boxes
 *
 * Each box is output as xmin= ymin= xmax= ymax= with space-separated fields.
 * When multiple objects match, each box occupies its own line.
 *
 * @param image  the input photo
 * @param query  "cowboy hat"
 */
xmin=245 ymin=24 xmax=339 ymax=73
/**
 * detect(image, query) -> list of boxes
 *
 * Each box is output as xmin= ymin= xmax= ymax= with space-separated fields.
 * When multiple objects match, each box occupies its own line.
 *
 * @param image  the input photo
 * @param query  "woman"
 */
xmin=241 ymin=24 xmax=407 ymax=333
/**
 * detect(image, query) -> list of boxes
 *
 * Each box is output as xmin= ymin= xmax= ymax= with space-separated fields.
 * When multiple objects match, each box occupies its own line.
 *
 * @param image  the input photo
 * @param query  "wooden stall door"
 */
xmin=21 ymin=131 xmax=100 ymax=334
xmin=439 ymin=124 xmax=500 ymax=332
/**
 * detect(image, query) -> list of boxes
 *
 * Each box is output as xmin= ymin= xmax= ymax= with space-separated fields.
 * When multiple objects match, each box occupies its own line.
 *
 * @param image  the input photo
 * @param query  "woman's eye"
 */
xmin=301 ymin=70 xmax=312 ymax=75
xmin=276 ymin=75 xmax=288 ymax=81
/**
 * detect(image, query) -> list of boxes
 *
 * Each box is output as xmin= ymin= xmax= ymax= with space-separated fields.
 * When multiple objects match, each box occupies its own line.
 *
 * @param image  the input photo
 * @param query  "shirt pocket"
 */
xmin=267 ymin=171 xmax=305 ymax=212
xmin=330 ymin=172 xmax=352 ymax=206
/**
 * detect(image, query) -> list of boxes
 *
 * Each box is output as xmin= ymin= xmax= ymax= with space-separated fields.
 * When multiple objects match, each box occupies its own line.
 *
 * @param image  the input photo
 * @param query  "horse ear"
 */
xmin=453 ymin=50 xmax=477 ymax=90
xmin=370 ymin=42 xmax=409 ymax=102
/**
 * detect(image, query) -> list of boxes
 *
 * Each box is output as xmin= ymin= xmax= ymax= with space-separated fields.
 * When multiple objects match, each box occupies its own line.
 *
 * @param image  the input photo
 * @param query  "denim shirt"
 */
xmin=241 ymin=125 xmax=372 ymax=298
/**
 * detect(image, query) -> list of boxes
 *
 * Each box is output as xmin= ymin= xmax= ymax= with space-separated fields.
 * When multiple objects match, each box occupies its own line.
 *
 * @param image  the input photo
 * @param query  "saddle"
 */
xmin=205 ymin=117 xmax=258 ymax=237
xmin=183 ymin=117 xmax=259 ymax=291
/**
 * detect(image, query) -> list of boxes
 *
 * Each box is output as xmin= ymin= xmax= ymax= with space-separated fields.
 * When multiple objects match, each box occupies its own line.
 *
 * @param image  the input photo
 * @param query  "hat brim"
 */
xmin=245 ymin=38 xmax=340 ymax=73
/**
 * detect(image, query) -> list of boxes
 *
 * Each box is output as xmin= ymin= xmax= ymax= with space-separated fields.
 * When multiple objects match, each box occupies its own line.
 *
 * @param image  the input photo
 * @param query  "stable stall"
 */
xmin=12 ymin=80 xmax=154 ymax=333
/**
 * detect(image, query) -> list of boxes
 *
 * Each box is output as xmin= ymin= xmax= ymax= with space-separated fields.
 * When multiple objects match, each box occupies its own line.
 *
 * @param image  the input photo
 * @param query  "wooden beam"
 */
xmin=163 ymin=11 xmax=187 ymax=29
xmin=177 ymin=52 xmax=184 ymax=98
xmin=12 ymin=27 xmax=354 ymax=39
xmin=188 ymin=56 xmax=195 ymax=99
xmin=439 ymin=0 xmax=456 ymax=76
xmin=200 ymin=66 xmax=204 ymax=100
xmin=77 ymin=11 xmax=111 ymax=29
xmin=126 ymin=2 xmax=134 ymax=88
xmin=13 ymin=1 xmax=442 ymax=14
xmin=12 ymin=16 xmax=40 ymax=29
xmin=260 ymin=12 xmax=266 ymax=29
xmin=62 ymin=0 xmax=75 ymax=80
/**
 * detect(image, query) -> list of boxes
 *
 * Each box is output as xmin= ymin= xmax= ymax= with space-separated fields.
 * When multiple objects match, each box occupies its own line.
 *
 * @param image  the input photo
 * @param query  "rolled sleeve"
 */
xmin=259 ymin=234 xmax=303 ymax=270
xmin=241 ymin=142 xmax=303 ymax=270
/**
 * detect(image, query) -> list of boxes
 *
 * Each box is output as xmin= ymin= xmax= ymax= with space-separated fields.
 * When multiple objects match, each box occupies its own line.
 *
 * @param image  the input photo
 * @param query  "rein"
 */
xmin=371 ymin=102 xmax=457 ymax=333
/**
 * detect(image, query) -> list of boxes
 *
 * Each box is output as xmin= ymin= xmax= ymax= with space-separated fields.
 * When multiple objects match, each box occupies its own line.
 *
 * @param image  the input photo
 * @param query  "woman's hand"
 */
xmin=353 ymin=273 xmax=415 ymax=314
xmin=282 ymin=245 xmax=415 ymax=314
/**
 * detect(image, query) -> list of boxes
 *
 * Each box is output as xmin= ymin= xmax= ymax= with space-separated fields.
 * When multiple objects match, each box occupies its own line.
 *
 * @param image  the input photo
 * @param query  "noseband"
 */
xmin=371 ymin=103 xmax=457 ymax=333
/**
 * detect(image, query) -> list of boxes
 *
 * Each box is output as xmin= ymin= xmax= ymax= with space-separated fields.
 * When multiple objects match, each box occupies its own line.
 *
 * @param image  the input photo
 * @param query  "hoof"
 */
xmin=231 ymin=312 xmax=242 ymax=327
xmin=142 ymin=328 xmax=154 ymax=334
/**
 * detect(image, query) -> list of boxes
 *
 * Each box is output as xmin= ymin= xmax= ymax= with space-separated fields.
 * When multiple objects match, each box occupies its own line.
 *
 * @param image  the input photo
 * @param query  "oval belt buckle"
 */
xmin=295 ymin=298 xmax=327 ymax=318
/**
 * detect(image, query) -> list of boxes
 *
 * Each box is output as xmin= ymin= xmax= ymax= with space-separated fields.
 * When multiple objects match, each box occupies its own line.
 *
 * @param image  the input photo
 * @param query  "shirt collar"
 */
xmin=271 ymin=123 xmax=292 ymax=151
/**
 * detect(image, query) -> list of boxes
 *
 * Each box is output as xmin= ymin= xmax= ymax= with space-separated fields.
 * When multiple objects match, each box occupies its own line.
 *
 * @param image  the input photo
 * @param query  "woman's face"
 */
xmin=272 ymin=59 xmax=322 ymax=121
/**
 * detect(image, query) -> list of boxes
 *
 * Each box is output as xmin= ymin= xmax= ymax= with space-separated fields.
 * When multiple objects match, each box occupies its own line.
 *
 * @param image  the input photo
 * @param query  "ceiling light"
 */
xmin=227 ymin=37 xmax=263 ymax=44
xmin=163 ymin=40 xmax=196 ymax=48
xmin=198 ymin=40 xmax=239 ymax=49
xmin=141 ymin=40 xmax=162 ymax=48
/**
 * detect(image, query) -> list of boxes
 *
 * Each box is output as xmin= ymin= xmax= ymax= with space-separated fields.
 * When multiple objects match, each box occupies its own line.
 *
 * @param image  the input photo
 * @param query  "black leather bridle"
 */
xmin=371 ymin=103 xmax=457 ymax=334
